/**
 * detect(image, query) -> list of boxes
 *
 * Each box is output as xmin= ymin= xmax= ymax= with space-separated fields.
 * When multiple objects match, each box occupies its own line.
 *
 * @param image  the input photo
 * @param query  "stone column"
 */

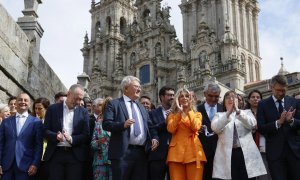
xmin=253 ymin=9 xmax=260 ymax=56
xmin=211 ymin=0 xmax=217 ymax=32
xmin=234 ymin=0 xmax=241 ymax=44
xmin=248 ymin=5 xmax=255 ymax=53
xmin=240 ymin=1 xmax=248 ymax=49
xmin=179 ymin=4 xmax=189 ymax=50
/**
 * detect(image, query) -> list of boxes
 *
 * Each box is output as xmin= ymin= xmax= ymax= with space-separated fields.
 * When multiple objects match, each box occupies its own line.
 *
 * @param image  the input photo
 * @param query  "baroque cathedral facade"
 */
xmin=80 ymin=0 xmax=261 ymax=103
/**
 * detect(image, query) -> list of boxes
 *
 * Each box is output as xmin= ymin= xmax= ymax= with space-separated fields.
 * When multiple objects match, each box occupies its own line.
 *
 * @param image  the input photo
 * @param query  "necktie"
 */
xmin=208 ymin=106 xmax=215 ymax=121
xmin=277 ymin=99 xmax=283 ymax=114
xmin=130 ymin=101 xmax=141 ymax=136
xmin=16 ymin=115 xmax=23 ymax=135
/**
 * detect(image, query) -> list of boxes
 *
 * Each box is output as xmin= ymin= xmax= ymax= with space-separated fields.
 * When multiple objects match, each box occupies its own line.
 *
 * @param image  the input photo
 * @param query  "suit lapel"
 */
xmin=59 ymin=103 xmax=64 ymax=129
xmin=73 ymin=108 xmax=79 ymax=128
xmin=267 ymin=96 xmax=279 ymax=116
xmin=199 ymin=104 xmax=210 ymax=125
xmin=120 ymin=97 xmax=129 ymax=120
xmin=19 ymin=115 xmax=33 ymax=136
xmin=10 ymin=116 xmax=18 ymax=137
xmin=157 ymin=107 xmax=165 ymax=122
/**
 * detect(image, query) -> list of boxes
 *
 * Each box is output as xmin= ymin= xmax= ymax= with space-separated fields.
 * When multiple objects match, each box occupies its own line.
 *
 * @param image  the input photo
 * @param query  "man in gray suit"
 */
xmin=103 ymin=76 xmax=158 ymax=180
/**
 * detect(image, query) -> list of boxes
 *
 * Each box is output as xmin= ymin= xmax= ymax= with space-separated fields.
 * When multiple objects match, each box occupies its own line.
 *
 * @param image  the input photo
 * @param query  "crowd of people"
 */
xmin=0 ymin=74 xmax=299 ymax=180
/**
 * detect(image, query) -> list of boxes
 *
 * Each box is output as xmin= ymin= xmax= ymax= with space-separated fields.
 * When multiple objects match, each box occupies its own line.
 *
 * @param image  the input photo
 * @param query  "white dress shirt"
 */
xmin=57 ymin=101 xmax=74 ymax=147
xmin=123 ymin=95 xmax=146 ymax=145
xmin=16 ymin=111 xmax=29 ymax=135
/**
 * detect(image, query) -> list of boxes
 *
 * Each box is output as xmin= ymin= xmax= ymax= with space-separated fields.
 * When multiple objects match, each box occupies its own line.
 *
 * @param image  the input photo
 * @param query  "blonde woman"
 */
xmin=0 ymin=104 xmax=10 ymax=124
xmin=166 ymin=87 xmax=206 ymax=180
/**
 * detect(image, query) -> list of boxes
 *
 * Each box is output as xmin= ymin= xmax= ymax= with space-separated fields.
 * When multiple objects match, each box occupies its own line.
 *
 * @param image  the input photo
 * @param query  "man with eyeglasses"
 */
xmin=103 ymin=76 xmax=157 ymax=180
xmin=148 ymin=86 xmax=175 ymax=180
xmin=197 ymin=82 xmax=223 ymax=180
xmin=257 ymin=75 xmax=300 ymax=180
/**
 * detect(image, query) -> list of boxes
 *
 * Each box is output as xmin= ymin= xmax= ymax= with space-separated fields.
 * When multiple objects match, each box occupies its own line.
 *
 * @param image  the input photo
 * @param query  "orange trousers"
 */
xmin=169 ymin=161 xmax=204 ymax=180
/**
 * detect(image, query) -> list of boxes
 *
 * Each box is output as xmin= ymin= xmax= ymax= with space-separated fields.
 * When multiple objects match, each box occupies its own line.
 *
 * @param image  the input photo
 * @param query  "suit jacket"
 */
xmin=0 ymin=115 xmax=43 ymax=172
xmin=197 ymin=103 xmax=223 ymax=158
xmin=148 ymin=106 xmax=171 ymax=161
xmin=211 ymin=110 xmax=266 ymax=179
xmin=43 ymin=102 xmax=90 ymax=162
xmin=257 ymin=95 xmax=300 ymax=161
xmin=166 ymin=111 xmax=206 ymax=168
xmin=102 ymin=97 xmax=153 ymax=160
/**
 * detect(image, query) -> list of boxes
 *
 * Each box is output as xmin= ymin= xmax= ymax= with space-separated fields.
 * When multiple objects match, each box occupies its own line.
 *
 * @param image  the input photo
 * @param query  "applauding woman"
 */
xmin=211 ymin=90 xmax=266 ymax=180
xmin=166 ymin=87 xmax=206 ymax=180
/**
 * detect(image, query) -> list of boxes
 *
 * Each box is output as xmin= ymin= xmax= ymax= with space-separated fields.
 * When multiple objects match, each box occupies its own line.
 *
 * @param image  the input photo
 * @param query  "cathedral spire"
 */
xmin=278 ymin=57 xmax=289 ymax=75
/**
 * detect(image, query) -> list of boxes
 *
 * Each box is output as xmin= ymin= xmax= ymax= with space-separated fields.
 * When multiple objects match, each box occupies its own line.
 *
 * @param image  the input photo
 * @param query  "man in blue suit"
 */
xmin=43 ymin=84 xmax=90 ymax=180
xmin=148 ymin=86 xmax=175 ymax=180
xmin=0 ymin=93 xmax=43 ymax=180
xmin=257 ymin=75 xmax=300 ymax=180
xmin=197 ymin=82 xmax=223 ymax=180
xmin=103 ymin=76 xmax=158 ymax=180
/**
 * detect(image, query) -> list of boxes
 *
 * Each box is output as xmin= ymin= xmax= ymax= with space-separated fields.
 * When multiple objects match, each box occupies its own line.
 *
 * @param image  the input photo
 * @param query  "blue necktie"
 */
xmin=208 ymin=106 xmax=215 ymax=121
xmin=277 ymin=99 xmax=283 ymax=114
xmin=130 ymin=101 xmax=141 ymax=136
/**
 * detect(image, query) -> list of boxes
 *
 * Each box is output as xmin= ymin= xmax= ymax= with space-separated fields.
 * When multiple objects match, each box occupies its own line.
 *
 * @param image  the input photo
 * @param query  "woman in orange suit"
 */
xmin=166 ymin=87 xmax=207 ymax=180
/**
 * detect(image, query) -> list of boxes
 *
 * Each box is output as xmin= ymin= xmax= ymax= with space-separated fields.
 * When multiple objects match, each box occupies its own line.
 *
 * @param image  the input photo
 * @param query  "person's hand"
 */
xmin=226 ymin=96 xmax=235 ymax=118
xmin=176 ymin=98 xmax=183 ymax=112
xmin=286 ymin=107 xmax=296 ymax=122
xmin=277 ymin=111 xmax=287 ymax=125
xmin=57 ymin=131 xmax=64 ymax=142
xmin=165 ymin=109 xmax=172 ymax=117
xmin=63 ymin=130 xmax=72 ymax=143
xmin=124 ymin=119 xmax=135 ymax=128
xmin=233 ymin=97 xmax=240 ymax=115
xmin=28 ymin=165 xmax=37 ymax=176
xmin=151 ymin=139 xmax=159 ymax=151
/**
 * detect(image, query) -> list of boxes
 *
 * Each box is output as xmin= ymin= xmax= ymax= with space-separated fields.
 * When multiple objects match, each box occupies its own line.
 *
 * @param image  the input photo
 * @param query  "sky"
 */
xmin=1 ymin=0 xmax=300 ymax=88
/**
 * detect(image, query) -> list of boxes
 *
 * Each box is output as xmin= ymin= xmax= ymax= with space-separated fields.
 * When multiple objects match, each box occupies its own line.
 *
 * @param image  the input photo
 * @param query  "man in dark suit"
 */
xmin=0 ymin=93 xmax=43 ymax=180
xmin=43 ymin=84 xmax=90 ymax=180
xmin=257 ymin=75 xmax=300 ymax=180
xmin=197 ymin=82 xmax=223 ymax=180
xmin=148 ymin=86 xmax=175 ymax=180
xmin=103 ymin=75 xmax=158 ymax=180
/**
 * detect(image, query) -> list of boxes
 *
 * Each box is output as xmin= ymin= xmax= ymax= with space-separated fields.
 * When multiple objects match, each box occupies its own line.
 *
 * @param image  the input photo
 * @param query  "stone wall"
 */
xmin=0 ymin=4 xmax=66 ymax=103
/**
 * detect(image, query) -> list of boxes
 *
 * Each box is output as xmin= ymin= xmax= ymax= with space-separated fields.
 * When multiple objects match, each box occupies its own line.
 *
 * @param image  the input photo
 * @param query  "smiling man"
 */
xmin=103 ymin=75 xmax=158 ymax=180
xmin=0 ymin=93 xmax=43 ymax=180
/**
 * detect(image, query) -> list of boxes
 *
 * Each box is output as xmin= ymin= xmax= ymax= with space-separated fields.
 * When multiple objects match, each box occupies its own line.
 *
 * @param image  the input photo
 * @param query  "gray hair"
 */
xmin=69 ymin=84 xmax=84 ymax=92
xmin=270 ymin=75 xmax=287 ymax=87
xmin=203 ymin=82 xmax=221 ymax=94
xmin=121 ymin=76 xmax=140 ymax=91
xmin=93 ymin=98 xmax=104 ymax=105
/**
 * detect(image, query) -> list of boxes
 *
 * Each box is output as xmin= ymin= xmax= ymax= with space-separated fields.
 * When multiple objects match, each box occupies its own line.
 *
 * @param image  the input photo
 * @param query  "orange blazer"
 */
xmin=166 ymin=110 xmax=207 ymax=168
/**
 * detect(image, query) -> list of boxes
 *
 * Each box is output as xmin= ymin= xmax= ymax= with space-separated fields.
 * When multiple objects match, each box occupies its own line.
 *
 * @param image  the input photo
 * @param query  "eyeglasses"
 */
xmin=164 ymin=93 xmax=174 ymax=97
xmin=132 ymin=85 xmax=141 ymax=89
xmin=207 ymin=94 xmax=220 ymax=99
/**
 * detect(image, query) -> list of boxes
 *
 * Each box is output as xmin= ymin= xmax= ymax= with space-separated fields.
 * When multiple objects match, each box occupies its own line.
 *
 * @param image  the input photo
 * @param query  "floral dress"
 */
xmin=91 ymin=121 xmax=112 ymax=180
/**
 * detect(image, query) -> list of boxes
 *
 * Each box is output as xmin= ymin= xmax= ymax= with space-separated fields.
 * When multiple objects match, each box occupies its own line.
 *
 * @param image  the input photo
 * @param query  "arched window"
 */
xmin=106 ymin=16 xmax=112 ymax=33
xmin=139 ymin=65 xmax=150 ymax=85
xmin=95 ymin=21 xmax=101 ymax=32
xmin=248 ymin=58 xmax=253 ymax=82
xmin=130 ymin=52 xmax=136 ymax=65
xmin=155 ymin=42 xmax=161 ymax=56
xmin=255 ymin=61 xmax=260 ymax=81
xmin=120 ymin=17 xmax=126 ymax=35
xmin=143 ymin=9 xmax=151 ymax=28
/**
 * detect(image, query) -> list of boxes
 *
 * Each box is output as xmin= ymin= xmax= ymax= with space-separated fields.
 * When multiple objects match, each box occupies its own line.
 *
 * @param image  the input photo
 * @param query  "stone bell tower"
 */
xmin=180 ymin=0 xmax=261 ymax=92
xmin=82 ymin=0 xmax=136 ymax=99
